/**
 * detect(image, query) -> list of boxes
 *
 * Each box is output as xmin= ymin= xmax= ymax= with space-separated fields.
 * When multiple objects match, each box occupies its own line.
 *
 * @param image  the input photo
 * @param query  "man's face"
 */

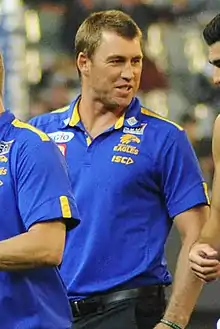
xmin=208 ymin=41 xmax=220 ymax=85
xmin=83 ymin=31 xmax=143 ymax=110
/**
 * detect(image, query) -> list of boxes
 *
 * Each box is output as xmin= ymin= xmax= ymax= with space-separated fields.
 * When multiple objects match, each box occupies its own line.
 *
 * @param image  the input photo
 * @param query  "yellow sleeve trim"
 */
xmin=141 ymin=107 xmax=183 ymax=131
xmin=203 ymin=182 xmax=210 ymax=205
xmin=60 ymin=196 xmax=72 ymax=218
xmin=52 ymin=105 xmax=69 ymax=113
xmin=12 ymin=119 xmax=50 ymax=141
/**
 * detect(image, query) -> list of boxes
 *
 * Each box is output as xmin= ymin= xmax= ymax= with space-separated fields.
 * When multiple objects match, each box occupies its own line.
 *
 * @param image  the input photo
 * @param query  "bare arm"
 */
xmin=161 ymin=206 xmax=208 ymax=328
xmin=189 ymin=116 xmax=220 ymax=281
xmin=199 ymin=116 xmax=220 ymax=248
xmin=0 ymin=221 xmax=66 ymax=270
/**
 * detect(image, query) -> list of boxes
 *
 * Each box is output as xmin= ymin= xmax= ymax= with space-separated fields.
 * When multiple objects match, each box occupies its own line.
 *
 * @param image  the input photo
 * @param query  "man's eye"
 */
xmin=111 ymin=59 xmax=121 ymax=64
xmin=132 ymin=59 xmax=141 ymax=64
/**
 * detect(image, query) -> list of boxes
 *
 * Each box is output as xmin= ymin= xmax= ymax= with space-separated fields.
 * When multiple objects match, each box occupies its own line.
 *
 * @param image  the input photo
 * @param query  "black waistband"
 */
xmin=70 ymin=285 xmax=165 ymax=317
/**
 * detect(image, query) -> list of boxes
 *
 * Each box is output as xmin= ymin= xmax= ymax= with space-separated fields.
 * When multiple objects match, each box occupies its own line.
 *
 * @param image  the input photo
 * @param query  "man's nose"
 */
xmin=121 ymin=63 xmax=134 ymax=80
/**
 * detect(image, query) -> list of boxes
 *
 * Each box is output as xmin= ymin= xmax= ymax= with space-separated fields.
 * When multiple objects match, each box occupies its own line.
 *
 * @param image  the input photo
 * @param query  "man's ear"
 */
xmin=77 ymin=52 xmax=90 ymax=77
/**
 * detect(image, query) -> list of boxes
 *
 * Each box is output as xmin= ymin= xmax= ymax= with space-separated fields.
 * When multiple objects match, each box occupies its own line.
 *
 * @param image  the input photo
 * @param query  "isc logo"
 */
xmin=112 ymin=155 xmax=134 ymax=165
xmin=48 ymin=131 xmax=74 ymax=143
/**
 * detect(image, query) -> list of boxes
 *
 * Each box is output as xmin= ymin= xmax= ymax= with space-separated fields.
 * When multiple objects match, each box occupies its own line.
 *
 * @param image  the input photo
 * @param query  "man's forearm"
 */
xmin=0 ymin=230 xmax=61 ymax=271
xmin=163 ymin=239 xmax=204 ymax=328
xmin=199 ymin=207 xmax=220 ymax=252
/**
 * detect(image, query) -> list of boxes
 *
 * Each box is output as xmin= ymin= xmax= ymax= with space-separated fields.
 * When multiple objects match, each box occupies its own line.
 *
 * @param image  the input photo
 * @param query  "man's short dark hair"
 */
xmin=75 ymin=10 xmax=142 ymax=60
xmin=203 ymin=14 xmax=220 ymax=46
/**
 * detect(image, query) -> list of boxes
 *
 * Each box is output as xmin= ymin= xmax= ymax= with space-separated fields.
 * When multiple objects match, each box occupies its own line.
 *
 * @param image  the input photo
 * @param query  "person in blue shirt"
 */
xmin=0 ymin=54 xmax=80 ymax=329
xmin=30 ymin=10 xmax=209 ymax=329
xmin=189 ymin=14 xmax=220 ymax=282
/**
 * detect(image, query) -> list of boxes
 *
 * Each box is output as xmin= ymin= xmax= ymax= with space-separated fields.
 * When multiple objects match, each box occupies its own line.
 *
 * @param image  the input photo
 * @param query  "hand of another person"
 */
xmin=189 ymin=243 xmax=220 ymax=282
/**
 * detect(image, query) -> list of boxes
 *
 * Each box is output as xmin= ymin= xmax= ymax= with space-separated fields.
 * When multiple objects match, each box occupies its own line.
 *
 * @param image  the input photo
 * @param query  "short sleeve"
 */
xmin=159 ymin=130 xmax=210 ymax=218
xmin=16 ymin=139 xmax=80 ymax=230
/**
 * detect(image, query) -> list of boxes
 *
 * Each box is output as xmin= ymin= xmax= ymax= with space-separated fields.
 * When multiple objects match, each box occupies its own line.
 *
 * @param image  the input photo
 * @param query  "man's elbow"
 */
xmin=48 ymin=252 xmax=63 ymax=266
xmin=45 ymin=242 xmax=65 ymax=266
xmin=29 ymin=221 xmax=66 ymax=266
xmin=46 ymin=230 xmax=66 ymax=265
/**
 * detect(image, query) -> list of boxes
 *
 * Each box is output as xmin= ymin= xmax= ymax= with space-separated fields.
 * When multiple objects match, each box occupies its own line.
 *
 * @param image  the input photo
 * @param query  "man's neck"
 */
xmin=78 ymin=94 xmax=125 ymax=139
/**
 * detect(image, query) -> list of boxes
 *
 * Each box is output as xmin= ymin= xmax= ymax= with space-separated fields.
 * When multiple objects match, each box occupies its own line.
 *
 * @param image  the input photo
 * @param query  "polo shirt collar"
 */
xmin=64 ymin=96 xmax=142 ymax=130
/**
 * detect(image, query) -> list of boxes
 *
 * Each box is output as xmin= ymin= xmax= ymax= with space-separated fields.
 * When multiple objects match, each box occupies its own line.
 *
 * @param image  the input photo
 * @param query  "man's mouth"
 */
xmin=116 ymin=85 xmax=132 ymax=91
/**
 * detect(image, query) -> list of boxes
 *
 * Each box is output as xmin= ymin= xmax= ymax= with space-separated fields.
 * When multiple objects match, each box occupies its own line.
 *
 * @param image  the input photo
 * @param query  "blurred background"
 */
xmin=0 ymin=0 xmax=219 ymax=327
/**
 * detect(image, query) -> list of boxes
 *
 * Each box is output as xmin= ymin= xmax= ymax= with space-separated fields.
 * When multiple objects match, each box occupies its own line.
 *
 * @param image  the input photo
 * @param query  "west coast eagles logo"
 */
xmin=120 ymin=134 xmax=140 ymax=145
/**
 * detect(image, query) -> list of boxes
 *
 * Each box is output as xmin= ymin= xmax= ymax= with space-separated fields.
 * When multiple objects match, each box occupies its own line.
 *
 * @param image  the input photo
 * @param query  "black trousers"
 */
xmin=72 ymin=295 xmax=166 ymax=329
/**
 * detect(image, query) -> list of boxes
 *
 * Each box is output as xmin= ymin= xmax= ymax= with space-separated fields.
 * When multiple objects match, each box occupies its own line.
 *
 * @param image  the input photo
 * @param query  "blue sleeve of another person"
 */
xmin=159 ymin=129 xmax=210 ymax=218
xmin=16 ymin=139 xmax=80 ymax=230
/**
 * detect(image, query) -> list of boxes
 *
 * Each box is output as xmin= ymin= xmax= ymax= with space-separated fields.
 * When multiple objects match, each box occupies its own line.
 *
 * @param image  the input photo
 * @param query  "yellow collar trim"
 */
xmin=69 ymin=100 xmax=126 ymax=130
xmin=114 ymin=112 xmax=125 ymax=129
xmin=69 ymin=99 xmax=80 ymax=127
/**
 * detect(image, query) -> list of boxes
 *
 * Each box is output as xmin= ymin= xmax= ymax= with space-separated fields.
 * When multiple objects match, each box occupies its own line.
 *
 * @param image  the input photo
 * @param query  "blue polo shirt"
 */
xmin=0 ymin=111 xmax=80 ymax=328
xmin=30 ymin=96 xmax=210 ymax=301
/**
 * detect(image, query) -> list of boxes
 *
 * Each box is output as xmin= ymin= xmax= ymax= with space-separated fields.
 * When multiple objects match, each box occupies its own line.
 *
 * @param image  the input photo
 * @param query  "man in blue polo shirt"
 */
xmin=0 ymin=54 xmax=80 ymax=328
xmin=30 ymin=10 xmax=209 ymax=329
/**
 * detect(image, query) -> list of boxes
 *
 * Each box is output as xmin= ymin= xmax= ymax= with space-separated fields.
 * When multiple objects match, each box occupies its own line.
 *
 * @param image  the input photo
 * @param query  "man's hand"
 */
xmin=189 ymin=243 xmax=220 ymax=282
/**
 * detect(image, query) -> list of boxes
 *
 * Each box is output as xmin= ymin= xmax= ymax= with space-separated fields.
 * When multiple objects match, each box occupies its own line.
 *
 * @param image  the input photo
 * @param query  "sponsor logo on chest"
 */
xmin=48 ymin=131 xmax=74 ymax=143
xmin=126 ymin=116 xmax=138 ymax=126
xmin=57 ymin=144 xmax=67 ymax=156
xmin=123 ymin=123 xmax=147 ymax=135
